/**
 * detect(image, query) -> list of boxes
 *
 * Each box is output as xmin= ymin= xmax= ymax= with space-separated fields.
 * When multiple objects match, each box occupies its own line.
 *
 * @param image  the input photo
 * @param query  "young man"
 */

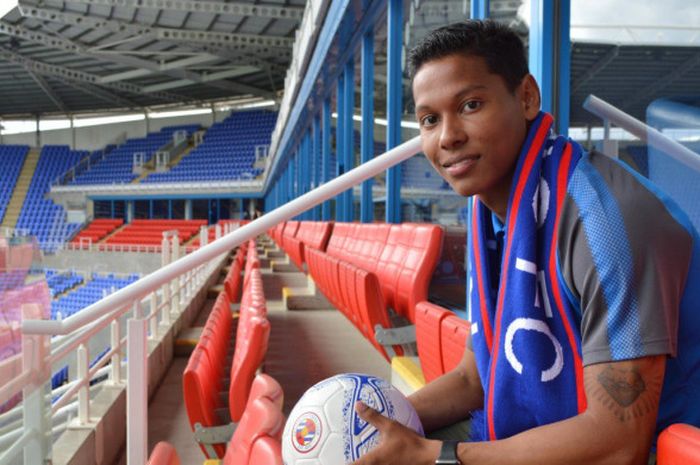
xmin=352 ymin=20 xmax=700 ymax=465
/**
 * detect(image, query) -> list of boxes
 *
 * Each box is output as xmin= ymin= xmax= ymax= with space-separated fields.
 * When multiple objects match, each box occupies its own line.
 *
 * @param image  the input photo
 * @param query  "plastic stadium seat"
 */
xmin=658 ymin=424 xmax=700 ymax=465
xmin=415 ymin=302 xmax=450 ymax=383
xmin=248 ymin=373 xmax=284 ymax=412
xmin=440 ymin=314 xmax=470 ymax=374
xmin=248 ymin=436 xmax=283 ymax=465
xmin=222 ymin=397 xmax=284 ymax=465
xmin=147 ymin=441 xmax=180 ymax=465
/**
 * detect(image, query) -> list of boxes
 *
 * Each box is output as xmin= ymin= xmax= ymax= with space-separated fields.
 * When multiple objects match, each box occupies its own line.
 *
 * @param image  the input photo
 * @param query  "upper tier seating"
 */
xmin=143 ymin=110 xmax=276 ymax=183
xmin=104 ymin=219 xmax=207 ymax=246
xmin=16 ymin=145 xmax=87 ymax=250
xmin=71 ymin=218 xmax=124 ymax=245
xmin=0 ymin=145 xmax=29 ymax=223
xmin=71 ymin=125 xmax=199 ymax=185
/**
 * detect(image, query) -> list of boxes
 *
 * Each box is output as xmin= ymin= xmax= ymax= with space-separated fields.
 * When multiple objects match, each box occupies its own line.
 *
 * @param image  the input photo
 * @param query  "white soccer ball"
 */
xmin=282 ymin=373 xmax=424 ymax=465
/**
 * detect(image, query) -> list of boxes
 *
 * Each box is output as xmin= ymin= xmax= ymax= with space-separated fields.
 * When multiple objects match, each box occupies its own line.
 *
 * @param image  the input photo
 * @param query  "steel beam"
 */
xmin=360 ymin=29 xmax=374 ymax=223
xmin=321 ymin=98 xmax=331 ymax=221
xmin=385 ymin=0 xmax=402 ymax=224
xmin=33 ymin=0 xmax=304 ymax=21
xmin=571 ymin=45 xmax=619 ymax=93
xmin=25 ymin=68 xmax=67 ymax=112
xmin=0 ymin=45 xmax=186 ymax=103
xmin=53 ymin=74 xmax=138 ymax=108
xmin=18 ymin=4 xmax=294 ymax=49
xmin=141 ymin=66 xmax=260 ymax=92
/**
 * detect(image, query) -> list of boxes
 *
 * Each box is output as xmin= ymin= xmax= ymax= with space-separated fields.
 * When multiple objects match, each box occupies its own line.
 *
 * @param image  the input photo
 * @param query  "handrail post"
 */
xmin=149 ymin=293 xmax=157 ymax=340
xmin=109 ymin=320 xmax=122 ymax=385
xmin=21 ymin=304 xmax=50 ymax=465
xmin=76 ymin=344 xmax=89 ymax=425
xmin=171 ymin=235 xmax=180 ymax=314
xmin=126 ymin=314 xmax=148 ymax=465
xmin=161 ymin=235 xmax=170 ymax=316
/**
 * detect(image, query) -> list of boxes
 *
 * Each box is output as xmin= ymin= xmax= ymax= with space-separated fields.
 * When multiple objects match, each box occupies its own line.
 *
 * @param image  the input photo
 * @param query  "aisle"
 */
xmin=136 ymin=262 xmax=391 ymax=463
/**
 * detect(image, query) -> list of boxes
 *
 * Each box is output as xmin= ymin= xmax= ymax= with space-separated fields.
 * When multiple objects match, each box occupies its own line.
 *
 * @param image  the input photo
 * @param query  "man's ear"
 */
xmin=518 ymin=74 xmax=541 ymax=121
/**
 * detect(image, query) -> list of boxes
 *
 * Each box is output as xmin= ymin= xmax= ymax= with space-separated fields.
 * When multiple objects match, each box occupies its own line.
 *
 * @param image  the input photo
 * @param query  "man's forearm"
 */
xmin=409 ymin=366 xmax=484 ymax=433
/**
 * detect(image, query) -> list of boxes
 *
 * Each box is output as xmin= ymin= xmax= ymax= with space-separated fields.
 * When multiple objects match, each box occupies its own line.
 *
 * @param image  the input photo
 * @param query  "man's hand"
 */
xmin=351 ymin=401 xmax=442 ymax=465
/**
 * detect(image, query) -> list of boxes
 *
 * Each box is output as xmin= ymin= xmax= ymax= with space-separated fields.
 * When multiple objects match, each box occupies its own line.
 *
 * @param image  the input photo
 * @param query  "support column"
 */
xmin=386 ymin=0 xmax=403 ymax=223
xmin=343 ymin=58 xmax=355 ymax=222
xmin=35 ymin=114 xmax=41 ymax=148
xmin=185 ymin=199 xmax=192 ymax=220
xmin=321 ymin=99 xmax=332 ymax=220
xmin=529 ymin=0 xmax=570 ymax=135
xmin=361 ymin=29 xmax=375 ymax=223
xmin=126 ymin=201 xmax=134 ymax=223
xmin=312 ymin=115 xmax=321 ymax=221
xmin=335 ymin=73 xmax=346 ymax=222
xmin=471 ymin=0 xmax=490 ymax=19
xmin=70 ymin=115 xmax=76 ymax=150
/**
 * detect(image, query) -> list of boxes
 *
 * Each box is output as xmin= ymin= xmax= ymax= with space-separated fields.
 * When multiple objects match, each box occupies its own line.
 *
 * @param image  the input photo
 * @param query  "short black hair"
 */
xmin=408 ymin=20 xmax=528 ymax=93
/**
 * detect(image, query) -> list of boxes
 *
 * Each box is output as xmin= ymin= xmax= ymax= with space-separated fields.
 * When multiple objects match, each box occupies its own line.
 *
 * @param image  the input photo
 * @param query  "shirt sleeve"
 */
xmin=557 ymin=151 xmax=693 ymax=366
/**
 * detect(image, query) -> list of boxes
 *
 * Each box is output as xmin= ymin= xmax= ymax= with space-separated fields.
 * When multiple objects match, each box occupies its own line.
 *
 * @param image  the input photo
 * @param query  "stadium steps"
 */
xmin=1 ymin=148 xmax=41 ymax=228
xmin=53 ymin=278 xmax=87 ymax=300
xmin=132 ymin=140 xmax=196 ymax=184
xmin=98 ymin=223 xmax=127 ymax=244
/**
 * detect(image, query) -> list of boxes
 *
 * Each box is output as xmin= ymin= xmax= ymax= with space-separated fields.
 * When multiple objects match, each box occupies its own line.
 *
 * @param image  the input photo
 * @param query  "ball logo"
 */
xmin=292 ymin=412 xmax=322 ymax=453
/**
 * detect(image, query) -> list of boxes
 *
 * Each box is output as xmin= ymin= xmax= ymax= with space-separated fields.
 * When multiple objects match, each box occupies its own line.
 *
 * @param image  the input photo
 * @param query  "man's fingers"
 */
xmin=355 ymin=401 xmax=389 ymax=429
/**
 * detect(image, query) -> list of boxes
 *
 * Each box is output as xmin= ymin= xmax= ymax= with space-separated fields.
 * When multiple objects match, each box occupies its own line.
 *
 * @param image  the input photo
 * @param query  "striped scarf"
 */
xmin=468 ymin=112 xmax=586 ymax=441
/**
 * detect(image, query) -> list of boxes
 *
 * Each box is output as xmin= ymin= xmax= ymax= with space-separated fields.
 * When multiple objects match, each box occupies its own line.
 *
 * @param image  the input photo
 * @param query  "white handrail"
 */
xmin=22 ymin=135 xmax=423 ymax=336
xmin=583 ymin=94 xmax=700 ymax=172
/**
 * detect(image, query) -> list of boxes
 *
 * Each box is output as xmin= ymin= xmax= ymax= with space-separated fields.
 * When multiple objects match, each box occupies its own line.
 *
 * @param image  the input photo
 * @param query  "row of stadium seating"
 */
xmin=0 ymin=145 xmax=29 ymax=223
xmin=71 ymin=125 xmax=200 ymax=185
xmin=269 ymin=220 xmax=443 ymax=361
xmin=50 ymin=272 xmax=140 ymax=320
xmin=142 ymin=110 xmax=275 ymax=184
xmin=103 ymin=219 xmax=207 ymax=246
xmin=44 ymin=268 xmax=84 ymax=297
xmin=71 ymin=218 xmax=124 ymax=244
xmin=149 ymin=374 xmax=283 ymax=465
xmin=183 ymin=241 xmax=279 ymax=462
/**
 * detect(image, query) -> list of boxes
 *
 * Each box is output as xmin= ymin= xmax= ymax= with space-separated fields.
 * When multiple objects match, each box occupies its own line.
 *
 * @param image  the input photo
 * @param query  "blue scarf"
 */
xmin=468 ymin=112 xmax=586 ymax=441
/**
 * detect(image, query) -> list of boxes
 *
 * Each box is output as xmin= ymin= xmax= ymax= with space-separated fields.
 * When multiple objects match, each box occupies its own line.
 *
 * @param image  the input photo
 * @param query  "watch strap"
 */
xmin=435 ymin=440 xmax=460 ymax=465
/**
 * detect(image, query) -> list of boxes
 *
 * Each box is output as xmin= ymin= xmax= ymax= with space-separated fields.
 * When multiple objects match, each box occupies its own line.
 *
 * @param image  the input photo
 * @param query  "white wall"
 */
xmin=0 ymin=109 xmax=230 ymax=151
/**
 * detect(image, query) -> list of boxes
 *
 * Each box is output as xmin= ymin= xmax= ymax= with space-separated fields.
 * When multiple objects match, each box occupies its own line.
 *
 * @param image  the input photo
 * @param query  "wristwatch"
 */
xmin=435 ymin=440 xmax=461 ymax=465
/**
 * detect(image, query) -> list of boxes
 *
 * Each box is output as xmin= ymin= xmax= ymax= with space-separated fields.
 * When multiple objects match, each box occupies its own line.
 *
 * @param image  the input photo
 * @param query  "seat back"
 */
xmin=440 ymin=314 xmax=470 ymax=373
xmin=415 ymin=302 xmax=449 ymax=383
xmin=223 ymin=397 xmax=285 ymax=465
xmin=147 ymin=441 xmax=181 ymax=465
xmin=658 ymin=424 xmax=700 ymax=465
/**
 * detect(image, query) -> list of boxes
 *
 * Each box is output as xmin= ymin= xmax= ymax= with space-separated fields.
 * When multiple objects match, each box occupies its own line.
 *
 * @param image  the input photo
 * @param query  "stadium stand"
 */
xmin=143 ymin=111 xmax=276 ymax=183
xmin=71 ymin=218 xmax=124 ymax=246
xmin=103 ymin=219 xmax=207 ymax=247
xmin=50 ymin=272 xmax=140 ymax=320
xmin=15 ymin=145 xmax=87 ymax=250
xmin=44 ymin=268 xmax=84 ymax=297
xmin=0 ymin=145 xmax=29 ymax=224
xmin=71 ymin=125 xmax=199 ymax=185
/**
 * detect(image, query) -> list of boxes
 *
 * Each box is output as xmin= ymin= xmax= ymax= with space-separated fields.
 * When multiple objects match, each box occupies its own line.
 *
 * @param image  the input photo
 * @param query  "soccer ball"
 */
xmin=282 ymin=373 xmax=424 ymax=465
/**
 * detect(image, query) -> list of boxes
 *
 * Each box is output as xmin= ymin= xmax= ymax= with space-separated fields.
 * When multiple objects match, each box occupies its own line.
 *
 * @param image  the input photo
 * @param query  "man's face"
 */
xmin=412 ymin=53 xmax=537 ymax=210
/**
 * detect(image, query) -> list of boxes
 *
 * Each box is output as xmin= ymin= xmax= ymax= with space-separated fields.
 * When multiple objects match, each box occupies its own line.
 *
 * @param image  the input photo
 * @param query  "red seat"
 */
xmin=440 ymin=314 xmax=470 ymax=373
xmin=248 ymin=436 xmax=283 ymax=465
xmin=147 ymin=442 xmax=180 ymax=465
xmin=415 ymin=302 xmax=450 ymax=382
xmin=223 ymin=397 xmax=285 ymax=465
xmin=658 ymin=424 xmax=700 ymax=465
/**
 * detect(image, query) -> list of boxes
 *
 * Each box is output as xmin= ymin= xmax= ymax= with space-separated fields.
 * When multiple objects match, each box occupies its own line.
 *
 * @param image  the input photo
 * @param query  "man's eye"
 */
xmin=420 ymin=115 xmax=438 ymax=127
xmin=461 ymin=100 xmax=481 ymax=112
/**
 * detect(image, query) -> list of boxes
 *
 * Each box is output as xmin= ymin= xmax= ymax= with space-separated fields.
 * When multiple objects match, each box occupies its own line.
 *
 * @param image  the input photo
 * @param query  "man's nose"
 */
xmin=439 ymin=116 xmax=467 ymax=150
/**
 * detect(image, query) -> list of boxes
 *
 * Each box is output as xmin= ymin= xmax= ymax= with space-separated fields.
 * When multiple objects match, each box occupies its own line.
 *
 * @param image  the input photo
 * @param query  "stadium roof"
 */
xmin=0 ymin=0 xmax=697 ymax=127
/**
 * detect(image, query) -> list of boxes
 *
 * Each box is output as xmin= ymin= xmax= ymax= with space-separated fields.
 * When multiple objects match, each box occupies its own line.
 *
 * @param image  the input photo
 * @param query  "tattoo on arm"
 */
xmin=586 ymin=363 xmax=664 ymax=422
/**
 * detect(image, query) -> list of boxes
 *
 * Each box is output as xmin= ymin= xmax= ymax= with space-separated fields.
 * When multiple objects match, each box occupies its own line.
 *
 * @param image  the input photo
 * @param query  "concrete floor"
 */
xmin=115 ymin=251 xmax=392 ymax=464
